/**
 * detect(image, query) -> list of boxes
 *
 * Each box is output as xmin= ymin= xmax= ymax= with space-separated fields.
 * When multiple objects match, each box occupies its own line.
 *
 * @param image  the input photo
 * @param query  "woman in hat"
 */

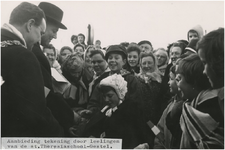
xmin=83 ymin=74 xmax=154 ymax=149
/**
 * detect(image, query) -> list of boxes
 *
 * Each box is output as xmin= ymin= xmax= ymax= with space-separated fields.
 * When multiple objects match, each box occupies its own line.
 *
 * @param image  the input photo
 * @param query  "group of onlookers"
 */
xmin=1 ymin=1 xmax=224 ymax=149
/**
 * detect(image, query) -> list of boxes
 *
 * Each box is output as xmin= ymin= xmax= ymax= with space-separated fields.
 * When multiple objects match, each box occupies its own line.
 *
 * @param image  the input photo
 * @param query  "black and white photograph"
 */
xmin=1 ymin=1 xmax=224 ymax=149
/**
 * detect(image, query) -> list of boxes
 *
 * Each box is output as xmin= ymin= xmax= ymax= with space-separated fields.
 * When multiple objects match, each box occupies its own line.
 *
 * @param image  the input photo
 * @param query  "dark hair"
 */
xmin=171 ymin=42 xmax=187 ymax=55
xmin=127 ymin=44 xmax=141 ymax=55
xmin=74 ymin=43 xmax=85 ymax=51
xmin=188 ymin=30 xmax=198 ymax=35
xmin=167 ymin=43 xmax=174 ymax=57
xmin=176 ymin=54 xmax=211 ymax=91
xmin=43 ymin=44 xmax=56 ymax=55
xmin=71 ymin=35 xmax=77 ymax=43
xmin=120 ymin=42 xmax=129 ymax=48
xmin=177 ymin=40 xmax=189 ymax=47
xmin=197 ymin=28 xmax=224 ymax=80
xmin=95 ymin=40 xmax=101 ymax=43
xmin=99 ymin=85 xmax=117 ymax=96
xmin=78 ymin=33 xmax=85 ymax=40
xmin=170 ymin=65 xmax=176 ymax=75
xmin=9 ymin=2 xmax=45 ymax=27
xmin=60 ymin=46 xmax=73 ymax=54
xmin=138 ymin=40 xmax=152 ymax=47
xmin=90 ymin=50 xmax=105 ymax=60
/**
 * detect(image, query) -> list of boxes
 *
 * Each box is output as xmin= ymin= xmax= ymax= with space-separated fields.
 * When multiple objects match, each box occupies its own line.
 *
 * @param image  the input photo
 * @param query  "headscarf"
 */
xmin=137 ymin=52 xmax=162 ymax=83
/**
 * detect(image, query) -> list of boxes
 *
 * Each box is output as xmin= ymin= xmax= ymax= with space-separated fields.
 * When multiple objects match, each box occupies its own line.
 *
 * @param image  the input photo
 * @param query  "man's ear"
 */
xmin=26 ymin=19 xmax=35 ymax=32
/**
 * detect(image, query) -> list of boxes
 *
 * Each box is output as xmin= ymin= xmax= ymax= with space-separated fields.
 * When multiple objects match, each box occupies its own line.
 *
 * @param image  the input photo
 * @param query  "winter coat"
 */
xmin=87 ymin=70 xmax=143 ymax=117
xmin=32 ymin=43 xmax=74 ymax=136
xmin=1 ymin=28 xmax=63 ymax=137
xmin=157 ymin=63 xmax=173 ymax=117
xmin=84 ymin=100 xmax=154 ymax=149
xmin=136 ymin=76 xmax=161 ymax=124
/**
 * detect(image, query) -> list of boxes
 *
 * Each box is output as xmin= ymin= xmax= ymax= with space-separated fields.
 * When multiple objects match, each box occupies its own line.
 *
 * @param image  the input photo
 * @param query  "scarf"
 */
xmin=137 ymin=71 xmax=162 ymax=83
xmin=1 ymin=23 xmax=27 ymax=48
xmin=101 ymin=100 xmax=123 ymax=117
xmin=180 ymin=89 xmax=224 ymax=149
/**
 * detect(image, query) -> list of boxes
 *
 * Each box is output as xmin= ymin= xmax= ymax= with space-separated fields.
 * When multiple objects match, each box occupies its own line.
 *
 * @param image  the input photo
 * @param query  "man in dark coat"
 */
xmin=32 ymin=2 xmax=75 ymax=136
xmin=1 ymin=2 xmax=63 ymax=137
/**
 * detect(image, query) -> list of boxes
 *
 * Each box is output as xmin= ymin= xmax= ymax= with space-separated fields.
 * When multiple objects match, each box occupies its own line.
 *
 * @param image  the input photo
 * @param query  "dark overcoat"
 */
xmin=87 ymin=71 xmax=143 ymax=117
xmin=32 ymin=43 xmax=74 ymax=136
xmin=1 ymin=29 xmax=63 ymax=137
xmin=84 ymin=100 xmax=154 ymax=149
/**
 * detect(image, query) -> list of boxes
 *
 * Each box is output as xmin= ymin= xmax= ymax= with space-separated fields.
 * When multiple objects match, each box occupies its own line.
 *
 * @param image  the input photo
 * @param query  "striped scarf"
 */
xmin=180 ymin=90 xmax=224 ymax=149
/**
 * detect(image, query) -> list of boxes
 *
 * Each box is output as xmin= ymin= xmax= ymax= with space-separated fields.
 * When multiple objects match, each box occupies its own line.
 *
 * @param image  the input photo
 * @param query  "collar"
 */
xmin=40 ymin=45 xmax=44 ymax=51
xmin=101 ymin=100 xmax=123 ymax=117
xmin=2 ymin=23 xmax=27 ymax=48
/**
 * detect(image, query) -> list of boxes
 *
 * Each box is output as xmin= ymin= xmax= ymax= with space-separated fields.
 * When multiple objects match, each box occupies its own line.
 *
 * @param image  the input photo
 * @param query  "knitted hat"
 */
xmin=184 ymin=39 xmax=199 ymax=54
xmin=99 ymin=74 xmax=127 ymax=100
xmin=105 ymin=45 xmax=127 ymax=60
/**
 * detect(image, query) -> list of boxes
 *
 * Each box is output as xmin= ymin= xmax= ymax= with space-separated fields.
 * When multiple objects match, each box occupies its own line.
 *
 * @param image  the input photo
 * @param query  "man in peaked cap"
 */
xmin=32 ymin=2 xmax=75 ymax=136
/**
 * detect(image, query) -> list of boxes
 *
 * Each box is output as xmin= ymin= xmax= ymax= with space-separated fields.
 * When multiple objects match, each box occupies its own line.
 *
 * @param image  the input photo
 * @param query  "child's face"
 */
xmin=103 ymin=90 xmax=120 ymax=108
xmin=78 ymin=36 xmax=84 ymax=43
xmin=128 ymin=51 xmax=139 ymax=67
xmin=108 ymin=53 xmax=126 ymax=73
xmin=168 ymin=72 xmax=178 ymax=94
xmin=61 ymin=49 xmax=72 ymax=63
xmin=188 ymin=32 xmax=198 ymax=41
xmin=74 ymin=46 xmax=84 ymax=56
xmin=176 ymin=73 xmax=196 ymax=100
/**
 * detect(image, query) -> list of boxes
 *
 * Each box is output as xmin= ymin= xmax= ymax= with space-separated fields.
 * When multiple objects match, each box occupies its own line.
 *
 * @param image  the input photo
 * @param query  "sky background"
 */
xmin=1 ymin=1 xmax=224 ymax=50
